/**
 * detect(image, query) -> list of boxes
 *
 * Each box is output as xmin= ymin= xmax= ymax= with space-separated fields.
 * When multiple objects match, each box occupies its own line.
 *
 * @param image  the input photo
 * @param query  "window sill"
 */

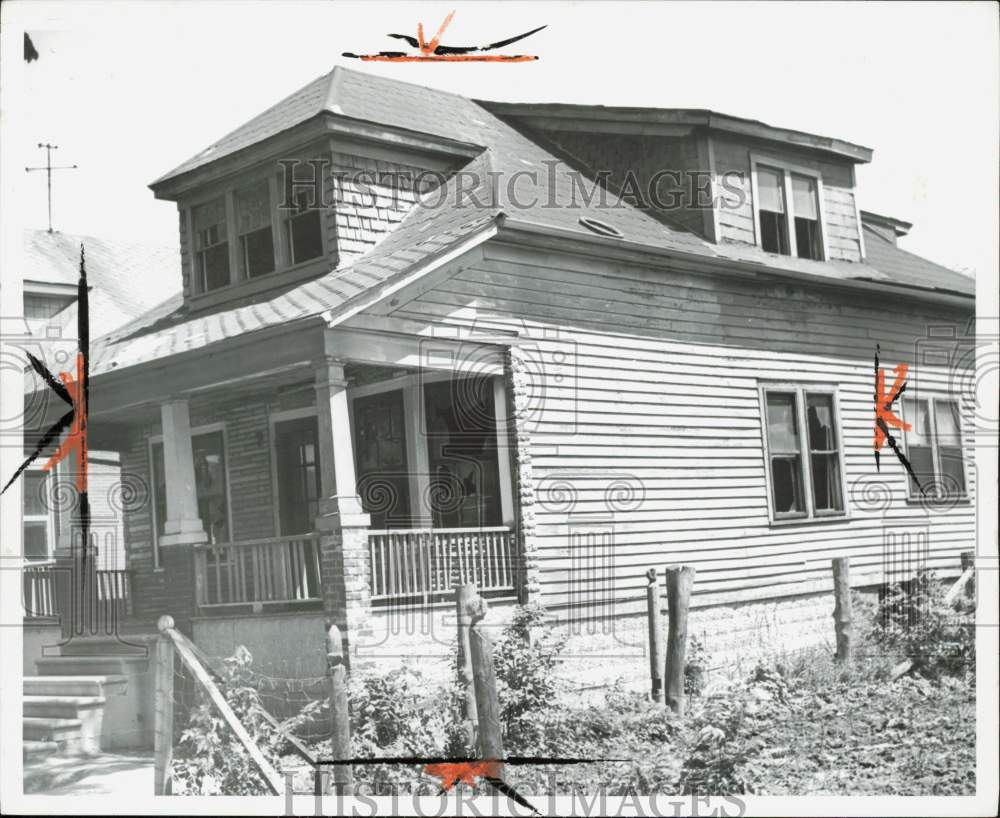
xmin=187 ymin=254 xmax=336 ymax=313
xmin=903 ymin=495 xmax=972 ymax=507
xmin=769 ymin=514 xmax=849 ymax=528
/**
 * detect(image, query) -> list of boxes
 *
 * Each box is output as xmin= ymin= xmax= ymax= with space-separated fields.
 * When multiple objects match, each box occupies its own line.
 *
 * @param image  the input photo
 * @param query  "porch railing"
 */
xmin=194 ymin=534 xmax=323 ymax=609
xmin=23 ymin=560 xmax=58 ymax=619
xmin=367 ymin=527 xmax=516 ymax=604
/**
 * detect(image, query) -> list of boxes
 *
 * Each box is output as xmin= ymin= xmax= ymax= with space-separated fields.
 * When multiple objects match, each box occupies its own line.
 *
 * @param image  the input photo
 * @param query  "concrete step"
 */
xmin=23 ymin=716 xmax=89 ymax=754
xmin=23 ymin=740 xmax=59 ymax=763
xmin=35 ymin=655 xmax=150 ymax=676
xmin=25 ymin=675 xmax=128 ymax=698
xmin=55 ymin=634 xmax=153 ymax=657
xmin=24 ymin=695 xmax=106 ymax=719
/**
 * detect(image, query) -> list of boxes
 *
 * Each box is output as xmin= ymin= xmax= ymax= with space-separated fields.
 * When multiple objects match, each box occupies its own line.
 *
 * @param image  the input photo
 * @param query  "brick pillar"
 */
xmin=314 ymin=355 xmax=372 ymax=667
xmin=505 ymin=348 xmax=541 ymax=604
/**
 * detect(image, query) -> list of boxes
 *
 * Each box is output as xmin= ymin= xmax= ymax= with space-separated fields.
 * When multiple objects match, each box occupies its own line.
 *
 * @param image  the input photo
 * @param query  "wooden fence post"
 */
xmin=455 ymin=583 xmax=479 ymax=750
xmin=663 ymin=566 xmax=695 ymax=716
xmin=326 ymin=623 xmax=353 ymax=795
xmin=154 ymin=614 xmax=175 ymax=796
xmin=960 ymin=551 xmax=975 ymax=599
xmin=832 ymin=557 xmax=852 ymax=663
xmin=646 ymin=568 xmax=665 ymax=704
xmin=464 ymin=588 xmax=504 ymax=767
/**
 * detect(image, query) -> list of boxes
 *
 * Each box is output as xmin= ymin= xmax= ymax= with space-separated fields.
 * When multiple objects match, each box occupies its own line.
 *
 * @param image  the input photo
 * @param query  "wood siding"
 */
xmin=388 ymin=242 xmax=976 ymax=617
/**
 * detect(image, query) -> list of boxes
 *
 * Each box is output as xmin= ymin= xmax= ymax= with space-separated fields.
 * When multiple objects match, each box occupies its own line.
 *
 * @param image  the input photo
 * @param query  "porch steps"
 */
xmin=23 ymin=740 xmax=59 ymax=763
xmin=35 ymin=655 xmax=150 ymax=676
xmin=56 ymin=633 xmax=154 ymax=657
xmin=23 ymin=717 xmax=87 ymax=755
xmin=25 ymin=675 xmax=128 ymax=698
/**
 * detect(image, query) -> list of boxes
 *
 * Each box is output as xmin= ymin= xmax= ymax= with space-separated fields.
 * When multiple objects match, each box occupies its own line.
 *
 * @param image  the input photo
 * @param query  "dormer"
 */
xmin=484 ymin=103 xmax=873 ymax=263
xmin=150 ymin=68 xmax=481 ymax=313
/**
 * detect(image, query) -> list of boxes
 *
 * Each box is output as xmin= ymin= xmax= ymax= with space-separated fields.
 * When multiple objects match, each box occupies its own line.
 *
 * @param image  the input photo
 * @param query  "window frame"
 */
xmin=758 ymin=382 xmax=849 ymax=525
xmin=149 ymin=422 xmax=233 ymax=569
xmin=23 ymin=466 xmax=57 ymax=561
xmin=901 ymin=396 xmax=970 ymax=502
xmin=268 ymin=407 xmax=322 ymax=538
xmin=750 ymin=153 xmax=828 ymax=262
xmin=184 ymin=162 xmax=328 ymax=298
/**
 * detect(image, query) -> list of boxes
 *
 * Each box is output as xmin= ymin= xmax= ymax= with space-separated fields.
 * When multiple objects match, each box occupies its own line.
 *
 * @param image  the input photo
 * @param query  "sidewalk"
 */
xmin=24 ymin=752 xmax=154 ymax=795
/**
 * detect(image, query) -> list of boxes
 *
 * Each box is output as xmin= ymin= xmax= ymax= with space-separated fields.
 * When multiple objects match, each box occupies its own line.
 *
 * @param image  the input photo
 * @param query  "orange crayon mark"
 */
xmin=423 ymin=759 xmax=504 ymax=791
xmin=42 ymin=352 xmax=88 ymax=492
xmin=357 ymin=54 xmax=538 ymax=63
xmin=873 ymin=361 xmax=910 ymax=454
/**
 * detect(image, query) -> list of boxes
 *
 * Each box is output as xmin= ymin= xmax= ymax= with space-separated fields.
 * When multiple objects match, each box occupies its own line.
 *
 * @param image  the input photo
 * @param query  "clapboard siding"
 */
xmin=391 ymin=240 xmax=975 ymax=614
xmin=711 ymin=134 xmax=864 ymax=261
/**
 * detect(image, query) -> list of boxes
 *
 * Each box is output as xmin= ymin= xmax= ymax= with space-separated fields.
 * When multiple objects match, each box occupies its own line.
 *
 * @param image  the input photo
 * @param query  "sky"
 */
xmin=3 ymin=0 xmax=998 ymax=280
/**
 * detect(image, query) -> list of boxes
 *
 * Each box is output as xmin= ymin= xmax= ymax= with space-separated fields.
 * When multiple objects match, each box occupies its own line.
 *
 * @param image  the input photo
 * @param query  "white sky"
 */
xmin=3 ymin=0 xmax=998 ymax=278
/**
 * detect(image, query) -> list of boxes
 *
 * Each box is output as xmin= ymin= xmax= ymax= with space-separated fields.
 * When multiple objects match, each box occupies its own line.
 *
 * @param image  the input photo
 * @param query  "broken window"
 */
xmin=763 ymin=387 xmax=845 ymax=520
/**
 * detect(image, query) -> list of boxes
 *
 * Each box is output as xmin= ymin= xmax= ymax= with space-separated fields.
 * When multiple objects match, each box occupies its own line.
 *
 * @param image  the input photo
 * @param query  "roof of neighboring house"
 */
xmin=90 ymin=67 xmax=974 ymax=378
xmin=23 ymin=229 xmax=182 ymax=337
xmin=860 ymin=224 xmax=974 ymax=295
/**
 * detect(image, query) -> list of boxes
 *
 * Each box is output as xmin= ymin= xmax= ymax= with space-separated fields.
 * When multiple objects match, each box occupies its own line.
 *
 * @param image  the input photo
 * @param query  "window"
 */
xmin=23 ymin=469 xmax=54 ymax=560
xmin=193 ymin=198 xmax=230 ymax=292
xmin=752 ymin=157 xmax=825 ymax=261
xmin=761 ymin=386 xmax=845 ymax=521
xmin=273 ymin=416 xmax=322 ymax=536
xmin=903 ymin=398 xmax=967 ymax=498
xmin=757 ymin=166 xmax=789 ymax=255
xmin=151 ymin=429 xmax=230 ymax=558
xmin=235 ymin=180 xmax=275 ymax=278
xmin=284 ymin=190 xmax=324 ymax=265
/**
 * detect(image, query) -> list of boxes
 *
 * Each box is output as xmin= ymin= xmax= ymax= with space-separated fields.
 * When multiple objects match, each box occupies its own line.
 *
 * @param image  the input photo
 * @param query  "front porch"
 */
xmin=74 ymin=323 xmax=527 ymax=662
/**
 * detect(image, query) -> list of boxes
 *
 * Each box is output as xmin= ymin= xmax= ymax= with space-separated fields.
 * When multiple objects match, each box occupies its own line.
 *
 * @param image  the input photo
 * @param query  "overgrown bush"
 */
xmin=869 ymin=570 xmax=975 ymax=678
xmin=172 ymin=646 xmax=283 ymax=795
xmin=685 ymin=635 xmax=709 ymax=697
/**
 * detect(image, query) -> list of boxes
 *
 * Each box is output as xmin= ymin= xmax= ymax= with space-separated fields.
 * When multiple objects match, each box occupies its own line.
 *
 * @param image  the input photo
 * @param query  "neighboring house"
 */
xmin=20 ymin=230 xmax=179 ymax=655
xmin=22 ymin=68 xmax=975 ymax=681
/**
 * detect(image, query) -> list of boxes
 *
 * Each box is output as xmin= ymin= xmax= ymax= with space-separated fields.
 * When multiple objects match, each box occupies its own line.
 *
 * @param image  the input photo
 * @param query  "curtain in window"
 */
xmin=806 ymin=393 xmax=843 ymax=512
xmin=765 ymin=392 xmax=803 ymax=514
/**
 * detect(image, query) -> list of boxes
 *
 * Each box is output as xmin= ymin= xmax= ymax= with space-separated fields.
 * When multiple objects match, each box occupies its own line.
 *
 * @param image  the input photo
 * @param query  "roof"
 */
xmin=22 ymin=229 xmax=182 ymax=336
xmin=860 ymin=224 xmax=974 ymax=296
xmin=90 ymin=67 xmax=972 ymax=379
xmin=479 ymin=102 xmax=874 ymax=164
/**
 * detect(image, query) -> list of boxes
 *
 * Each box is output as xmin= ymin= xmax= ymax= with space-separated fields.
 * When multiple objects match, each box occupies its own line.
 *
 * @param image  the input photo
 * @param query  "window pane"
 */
xmin=24 ymin=522 xmax=49 ymax=559
xmin=934 ymin=400 xmax=962 ymax=444
xmin=904 ymin=399 xmax=931 ymax=446
xmin=193 ymin=432 xmax=228 ymax=544
xmin=23 ymin=471 xmax=47 ymax=516
xmin=939 ymin=447 xmax=966 ymax=495
xmin=806 ymin=394 xmax=837 ymax=451
xmin=193 ymin=198 xmax=227 ymax=244
xmin=242 ymin=227 xmax=275 ymax=278
xmin=766 ymin=393 xmax=799 ymax=453
xmin=757 ymin=166 xmax=785 ymax=213
xmin=811 ymin=453 xmax=843 ymax=512
xmin=235 ymin=181 xmax=271 ymax=234
xmin=200 ymin=244 xmax=230 ymax=291
xmin=908 ymin=445 xmax=934 ymax=495
xmin=288 ymin=210 xmax=323 ymax=264
xmin=760 ymin=210 xmax=790 ymax=255
xmin=795 ymin=217 xmax=822 ymax=260
xmin=791 ymin=175 xmax=819 ymax=220
xmin=771 ymin=455 xmax=803 ymax=514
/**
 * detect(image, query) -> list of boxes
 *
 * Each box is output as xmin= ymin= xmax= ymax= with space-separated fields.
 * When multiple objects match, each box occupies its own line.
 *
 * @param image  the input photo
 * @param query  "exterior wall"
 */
xmin=711 ymin=134 xmax=863 ymax=261
xmin=390 ymin=241 xmax=976 ymax=618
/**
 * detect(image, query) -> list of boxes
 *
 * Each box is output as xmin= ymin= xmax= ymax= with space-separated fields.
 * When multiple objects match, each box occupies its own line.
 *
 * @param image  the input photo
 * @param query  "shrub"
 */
xmin=869 ymin=570 xmax=975 ymax=678
xmin=172 ymin=646 xmax=283 ymax=795
xmin=685 ymin=635 xmax=709 ymax=697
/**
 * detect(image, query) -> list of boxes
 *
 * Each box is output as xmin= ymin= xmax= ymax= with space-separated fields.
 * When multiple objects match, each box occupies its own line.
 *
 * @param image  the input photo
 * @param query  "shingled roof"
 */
xmin=94 ymin=67 xmax=973 ymax=377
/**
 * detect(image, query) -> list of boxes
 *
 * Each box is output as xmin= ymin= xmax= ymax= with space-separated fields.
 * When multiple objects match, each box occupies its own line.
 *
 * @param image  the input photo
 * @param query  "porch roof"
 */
xmin=89 ymin=67 xmax=973 ymax=380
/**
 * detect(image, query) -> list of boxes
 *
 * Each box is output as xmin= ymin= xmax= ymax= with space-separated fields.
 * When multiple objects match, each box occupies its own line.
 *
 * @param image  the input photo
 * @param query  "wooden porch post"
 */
xmin=492 ymin=375 xmax=515 ymax=529
xmin=403 ymin=380 xmax=433 ymax=528
xmin=314 ymin=354 xmax=371 ymax=667
xmin=159 ymin=399 xmax=208 ymax=628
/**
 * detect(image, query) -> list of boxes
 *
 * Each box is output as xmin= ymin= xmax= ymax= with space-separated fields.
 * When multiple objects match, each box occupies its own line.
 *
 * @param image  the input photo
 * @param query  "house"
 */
xmin=21 ymin=68 xmax=975 ymax=734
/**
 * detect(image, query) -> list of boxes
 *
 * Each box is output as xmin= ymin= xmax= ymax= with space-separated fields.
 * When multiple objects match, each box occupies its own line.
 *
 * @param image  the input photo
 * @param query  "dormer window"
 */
xmin=193 ymin=198 xmax=230 ymax=292
xmin=751 ymin=155 xmax=827 ymax=261
xmin=284 ymin=190 xmax=324 ymax=265
xmin=235 ymin=180 xmax=276 ymax=278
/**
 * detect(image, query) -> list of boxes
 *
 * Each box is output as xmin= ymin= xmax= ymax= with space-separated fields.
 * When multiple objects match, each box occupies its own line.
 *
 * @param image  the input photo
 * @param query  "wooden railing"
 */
xmin=367 ymin=527 xmax=516 ymax=604
xmin=194 ymin=534 xmax=323 ymax=609
xmin=23 ymin=560 xmax=58 ymax=619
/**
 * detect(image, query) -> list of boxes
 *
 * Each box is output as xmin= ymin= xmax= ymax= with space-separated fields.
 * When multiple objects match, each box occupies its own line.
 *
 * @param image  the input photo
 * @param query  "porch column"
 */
xmin=158 ymin=399 xmax=207 ymax=632
xmin=403 ymin=380 xmax=433 ymax=527
xmin=493 ymin=375 xmax=516 ymax=528
xmin=314 ymin=356 xmax=371 ymax=665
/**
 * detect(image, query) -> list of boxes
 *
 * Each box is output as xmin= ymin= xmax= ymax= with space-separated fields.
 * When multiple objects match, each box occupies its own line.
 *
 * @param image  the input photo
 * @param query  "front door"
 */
xmin=353 ymin=389 xmax=411 ymax=529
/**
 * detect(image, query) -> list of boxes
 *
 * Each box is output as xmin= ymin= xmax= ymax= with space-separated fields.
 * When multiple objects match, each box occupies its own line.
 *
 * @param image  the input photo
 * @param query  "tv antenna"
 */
xmin=25 ymin=143 xmax=78 ymax=233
